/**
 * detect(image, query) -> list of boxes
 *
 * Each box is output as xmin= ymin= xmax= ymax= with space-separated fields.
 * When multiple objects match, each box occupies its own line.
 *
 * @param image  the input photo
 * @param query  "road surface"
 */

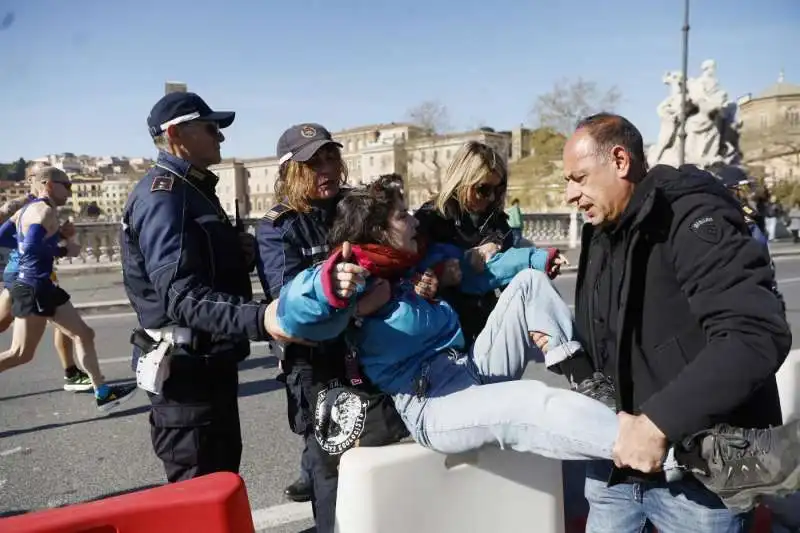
xmin=3 ymin=255 xmax=800 ymax=531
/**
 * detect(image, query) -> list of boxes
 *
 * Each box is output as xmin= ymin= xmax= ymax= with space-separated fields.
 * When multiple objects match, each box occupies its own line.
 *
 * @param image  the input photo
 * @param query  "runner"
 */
xmin=0 ymin=166 xmax=136 ymax=412
xmin=0 ymin=193 xmax=92 ymax=391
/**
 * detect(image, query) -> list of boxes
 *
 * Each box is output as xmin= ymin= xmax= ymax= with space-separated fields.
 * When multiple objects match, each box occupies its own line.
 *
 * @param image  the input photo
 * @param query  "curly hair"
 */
xmin=328 ymin=174 xmax=406 ymax=248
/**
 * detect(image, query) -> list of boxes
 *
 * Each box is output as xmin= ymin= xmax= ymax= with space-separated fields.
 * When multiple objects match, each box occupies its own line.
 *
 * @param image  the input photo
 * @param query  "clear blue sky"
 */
xmin=0 ymin=0 xmax=798 ymax=162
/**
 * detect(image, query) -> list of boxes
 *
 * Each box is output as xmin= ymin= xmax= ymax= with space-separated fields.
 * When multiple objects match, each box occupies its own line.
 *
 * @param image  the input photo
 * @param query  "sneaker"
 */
xmin=64 ymin=371 xmax=93 ymax=392
xmin=574 ymin=372 xmax=617 ymax=411
xmin=96 ymin=384 xmax=138 ymax=413
xmin=687 ymin=420 xmax=800 ymax=513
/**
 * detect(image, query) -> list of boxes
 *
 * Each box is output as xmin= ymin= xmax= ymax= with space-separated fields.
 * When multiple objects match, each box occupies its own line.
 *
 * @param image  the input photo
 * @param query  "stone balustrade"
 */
xmin=0 ymin=212 xmax=582 ymax=271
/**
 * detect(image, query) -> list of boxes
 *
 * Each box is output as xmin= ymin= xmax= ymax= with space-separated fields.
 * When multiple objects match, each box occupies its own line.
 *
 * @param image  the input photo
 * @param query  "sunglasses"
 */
xmin=199 ymin=122 xmax=220 ymax=136
xmin=48 ymin=179 xmax=72 ymax=190
xmin=474 ymin=182 xmax=505 ymax=198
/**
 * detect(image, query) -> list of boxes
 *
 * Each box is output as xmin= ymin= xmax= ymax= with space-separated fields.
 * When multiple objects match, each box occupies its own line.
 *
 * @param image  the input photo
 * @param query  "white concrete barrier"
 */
xmin=335 ymin=442 xmax=565 ymax=533
xmin=776 ymin=349 xmax=800 ymax=423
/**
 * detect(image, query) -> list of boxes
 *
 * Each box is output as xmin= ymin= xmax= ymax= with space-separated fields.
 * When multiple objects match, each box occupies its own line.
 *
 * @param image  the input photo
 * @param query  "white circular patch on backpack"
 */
xmin=314 ymin=380 xmax=367 ymax=455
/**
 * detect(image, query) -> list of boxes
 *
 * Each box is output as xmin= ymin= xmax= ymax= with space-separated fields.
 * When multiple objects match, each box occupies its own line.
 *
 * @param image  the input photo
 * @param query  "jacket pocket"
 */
xmin=647 ymin=336 xmax=692 ymax=388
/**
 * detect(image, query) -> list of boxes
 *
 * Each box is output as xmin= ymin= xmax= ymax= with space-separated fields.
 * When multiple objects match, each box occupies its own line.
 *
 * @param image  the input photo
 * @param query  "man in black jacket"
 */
xmin=562 ymin=113 xmax=794 ymax=532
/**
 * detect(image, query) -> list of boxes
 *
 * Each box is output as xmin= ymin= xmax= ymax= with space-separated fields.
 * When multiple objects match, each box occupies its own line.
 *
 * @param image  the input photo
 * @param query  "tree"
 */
xmin=406 ymin=100 xmax=450 ymax=134
xmin=530 ymin=77 xmax=622 ymax=135
xmin=9 ymin=158 xmax=26 ymax=181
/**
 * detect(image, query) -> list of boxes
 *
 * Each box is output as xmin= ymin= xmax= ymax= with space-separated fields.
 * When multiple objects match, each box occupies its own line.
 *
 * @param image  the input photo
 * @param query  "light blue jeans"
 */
xmin=392 ymin=269 xmax=619 ymax=461
xmin=585 ymin=461 xmax=753 ymax=533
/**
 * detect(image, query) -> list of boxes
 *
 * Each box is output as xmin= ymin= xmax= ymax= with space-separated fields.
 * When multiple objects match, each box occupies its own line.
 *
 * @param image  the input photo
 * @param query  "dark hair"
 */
xmin=511 ymin=198 xmax=520 ymax=205
xmin=576 ymin=113 xmax=647 ymax=179
xmin=329 ymin=174 xmax=405 ymax=248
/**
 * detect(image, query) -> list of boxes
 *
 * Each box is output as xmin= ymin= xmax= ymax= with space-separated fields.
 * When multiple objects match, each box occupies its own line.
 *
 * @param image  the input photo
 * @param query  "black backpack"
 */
xmin=310 ymin=322 xmax=410 ymax=474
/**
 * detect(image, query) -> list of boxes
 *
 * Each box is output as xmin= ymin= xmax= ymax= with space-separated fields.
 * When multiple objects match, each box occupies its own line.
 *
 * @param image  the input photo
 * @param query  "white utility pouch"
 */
xmin=136 ymin=342 xmax=172 ymax=395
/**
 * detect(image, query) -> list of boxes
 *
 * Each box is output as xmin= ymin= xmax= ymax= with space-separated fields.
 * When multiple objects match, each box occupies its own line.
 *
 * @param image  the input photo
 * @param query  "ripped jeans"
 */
xmin=392 ymin=269 xmax=618 ymax=461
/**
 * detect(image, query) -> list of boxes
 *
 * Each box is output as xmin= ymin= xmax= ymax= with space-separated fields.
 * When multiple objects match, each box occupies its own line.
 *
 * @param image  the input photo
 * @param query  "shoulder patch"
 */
xmin=689 ymin=215 xmax=722 ymax=244
xmin=263 ymin=203 xmax=294 ymax=223
xmin=151 ymin=176 xmax=174 ymax=193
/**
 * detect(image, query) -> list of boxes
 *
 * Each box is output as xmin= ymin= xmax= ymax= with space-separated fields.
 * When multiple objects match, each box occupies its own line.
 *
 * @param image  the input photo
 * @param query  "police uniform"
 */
xmin=122 ymin=93 xmax=270 ymax=482
xmin=255 ymin=123 xmax=345 ymax=533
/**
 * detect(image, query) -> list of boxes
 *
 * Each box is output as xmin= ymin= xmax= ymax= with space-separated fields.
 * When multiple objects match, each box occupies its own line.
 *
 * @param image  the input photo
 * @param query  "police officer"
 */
xmin=122 ymin=92 xmax=278 ymax=482
xmin=256 ymin=123 xmax=347 ymax=532
xmin=708 ymin=163 xmax=785 ymax=312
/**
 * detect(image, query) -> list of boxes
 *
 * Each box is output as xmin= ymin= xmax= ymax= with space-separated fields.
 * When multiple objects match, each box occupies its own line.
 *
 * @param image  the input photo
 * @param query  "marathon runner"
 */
xmin=0 ymin=167 xmax=136 ymax=412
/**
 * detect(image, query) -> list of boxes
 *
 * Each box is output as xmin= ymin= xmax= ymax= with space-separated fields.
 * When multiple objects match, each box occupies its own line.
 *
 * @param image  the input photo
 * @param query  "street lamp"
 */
xmin=678 ymin=0 xmax=690 ymax=166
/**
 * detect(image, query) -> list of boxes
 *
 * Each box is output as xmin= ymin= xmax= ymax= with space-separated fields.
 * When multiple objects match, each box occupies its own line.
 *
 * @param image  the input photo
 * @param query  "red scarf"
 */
xmin=321 ymin=243 xmax=426 ymax=308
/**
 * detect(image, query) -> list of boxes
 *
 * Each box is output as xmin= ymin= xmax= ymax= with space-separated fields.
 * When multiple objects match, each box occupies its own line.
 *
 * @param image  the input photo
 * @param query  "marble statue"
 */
xmin=648 ymin=59 xmax=742 ymax=169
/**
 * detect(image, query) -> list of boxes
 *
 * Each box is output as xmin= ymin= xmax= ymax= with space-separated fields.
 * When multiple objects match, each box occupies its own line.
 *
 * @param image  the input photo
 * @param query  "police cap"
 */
xmin=147 ymin=92 xmax=235 ymax=138
xmin=277 ymin=123 xmax=342 ymax=165
xmin=708 ymin=163 xmax=751 ymax=190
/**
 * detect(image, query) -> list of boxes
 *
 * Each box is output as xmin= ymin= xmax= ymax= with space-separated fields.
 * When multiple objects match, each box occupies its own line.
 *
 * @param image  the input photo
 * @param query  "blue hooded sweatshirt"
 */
xmin=276 ymin=244 xmax=553 ymax=394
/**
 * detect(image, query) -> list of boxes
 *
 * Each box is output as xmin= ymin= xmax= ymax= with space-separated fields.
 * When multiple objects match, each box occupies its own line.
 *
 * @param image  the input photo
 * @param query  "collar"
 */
xmin=155 ymin=151 xmax=219 ymax=187
xmin=602 ymin=176 xmax=659 ymax=236
xmin=34 ymin=195 xmax=55 ymax=208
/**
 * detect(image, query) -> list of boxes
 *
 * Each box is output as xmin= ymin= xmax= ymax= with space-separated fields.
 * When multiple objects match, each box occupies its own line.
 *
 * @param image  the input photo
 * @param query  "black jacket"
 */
xmin=575 ymin=165 xmax=790 ymax=442
xmin=414 ymin=198 xmax=513 ymax=343
xmin=122 ymin=151 xmax=265 ymax=362
xmin=255 ymin=195 xmax=348 ymax=372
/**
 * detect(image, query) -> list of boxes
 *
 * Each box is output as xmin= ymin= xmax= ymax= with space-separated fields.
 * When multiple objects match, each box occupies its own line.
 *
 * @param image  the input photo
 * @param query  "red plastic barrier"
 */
xmin=0 ymin=472 xmax=255 ymax=533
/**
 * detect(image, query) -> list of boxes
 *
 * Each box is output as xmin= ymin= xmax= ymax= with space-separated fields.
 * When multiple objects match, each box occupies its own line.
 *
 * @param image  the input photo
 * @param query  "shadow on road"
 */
xmin=0 ymin=509 xmax=30 ymax=518
xmin=0 ymin=483 xmax=166 ymax=520
xmin=238 ymin=355 xmax=278 ymax=372
xmin=0 ymin=388 xmax=64 ymax=401
xmin=239 ymin=378 xmax=283 ymax=398
xmin=0 ymin=404 xmax=149 ymax=439
xmin=87 ymin=483 xmax=164 ymax=502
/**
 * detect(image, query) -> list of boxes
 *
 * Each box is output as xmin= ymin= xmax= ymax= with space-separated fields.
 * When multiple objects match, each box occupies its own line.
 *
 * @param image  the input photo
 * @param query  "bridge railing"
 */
xmin=0 ymin=212 xmax=582 ymax=270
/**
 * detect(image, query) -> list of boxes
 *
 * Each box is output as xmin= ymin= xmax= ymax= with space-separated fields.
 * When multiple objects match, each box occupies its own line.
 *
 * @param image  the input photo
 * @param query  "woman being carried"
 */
xmin=275 ymin=174 xmax=800 ymax=514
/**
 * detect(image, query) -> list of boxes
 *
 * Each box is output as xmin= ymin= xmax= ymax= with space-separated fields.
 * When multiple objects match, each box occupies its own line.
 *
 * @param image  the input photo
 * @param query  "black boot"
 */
xmin=681 ymin=420 xmax=800 ymax=513
xmin=574 ymin=372 xmax=618 ymax=412
xmin=284 ymin=477 xmax=313 ymax=503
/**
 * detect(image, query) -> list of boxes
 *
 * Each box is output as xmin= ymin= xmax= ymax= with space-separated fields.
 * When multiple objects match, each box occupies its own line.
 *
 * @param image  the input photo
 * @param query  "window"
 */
xmin=787 ymin=108 xmax=800 ymax=126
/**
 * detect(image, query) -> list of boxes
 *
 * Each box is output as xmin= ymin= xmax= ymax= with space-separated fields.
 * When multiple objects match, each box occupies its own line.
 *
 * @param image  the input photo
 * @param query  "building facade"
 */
xmin=739 ymin=72 xmax=800 ymax=182
xmin=211 ymin=122 xmax=530 ymax=217
xmin=66 ymin=175 xmax=137 ymax=220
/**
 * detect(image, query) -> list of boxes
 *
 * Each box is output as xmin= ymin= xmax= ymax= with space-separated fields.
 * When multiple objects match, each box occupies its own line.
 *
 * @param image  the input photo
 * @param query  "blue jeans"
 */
xmin=392 ymin=269 xmax=619 ymax=461
xmin=511 ymin=227 xmax=523 ymax=247
xmin=585 ymin=461 xmax=753 ymax=533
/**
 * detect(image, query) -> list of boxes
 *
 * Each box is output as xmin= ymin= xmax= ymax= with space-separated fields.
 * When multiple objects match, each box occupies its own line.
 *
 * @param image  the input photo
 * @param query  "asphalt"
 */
xmin=3 ymin=253 xmax=800 ymax=531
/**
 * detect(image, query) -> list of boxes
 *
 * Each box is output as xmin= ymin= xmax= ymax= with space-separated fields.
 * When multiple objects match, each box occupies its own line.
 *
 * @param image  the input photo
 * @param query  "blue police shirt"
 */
xmin=121 ymin=151 xmax=268 ymax=359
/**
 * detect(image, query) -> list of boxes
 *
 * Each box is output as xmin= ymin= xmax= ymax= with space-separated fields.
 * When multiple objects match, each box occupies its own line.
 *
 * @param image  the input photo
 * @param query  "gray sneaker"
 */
xmin=574 ymin=372 xmax=617 ymax=412
xmin=689 ymin=420 xmax=800 ymax=513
